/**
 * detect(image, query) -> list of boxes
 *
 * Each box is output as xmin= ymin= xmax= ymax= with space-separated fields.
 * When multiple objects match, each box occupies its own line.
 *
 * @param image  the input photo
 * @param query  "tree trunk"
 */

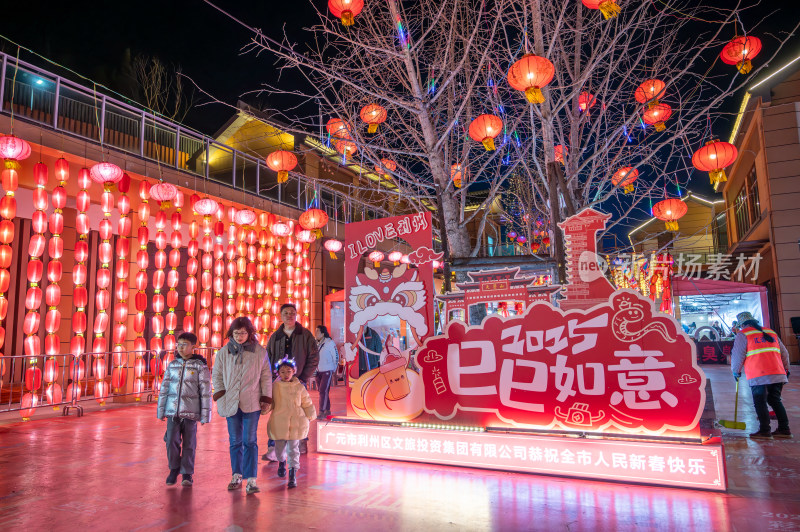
xmin=547 ymin=162 xmax=567 ymax=284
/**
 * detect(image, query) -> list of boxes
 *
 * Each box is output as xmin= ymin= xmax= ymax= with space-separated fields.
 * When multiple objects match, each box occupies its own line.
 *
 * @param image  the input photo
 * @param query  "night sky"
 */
xmin=3 ymin=1 xmax=800 ymax=224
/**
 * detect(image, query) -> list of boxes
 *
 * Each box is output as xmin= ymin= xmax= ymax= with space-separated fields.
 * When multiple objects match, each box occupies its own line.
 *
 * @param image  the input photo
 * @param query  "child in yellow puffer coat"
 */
xmin=266 ymin=358 xmax=316 ymax=488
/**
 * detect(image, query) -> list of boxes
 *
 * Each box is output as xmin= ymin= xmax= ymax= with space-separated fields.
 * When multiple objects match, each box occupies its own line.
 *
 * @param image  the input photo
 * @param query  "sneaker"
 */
xmin=245 ymin=478 xmax=260 ymax=494
xmin=166 ymin=469 xmax=179 ymax=486
xmin=288 ymin=468 xmax=297 ymax=489
xmin=181 ymin=474 xmax=193 ymax=486
xmin=278 ymin=461 xmax=287 ymax=478
xmin=227 ymin=473 xmax=243 ymax=490
xmin=772 ymin=429 xmax=793 ymax=439
xmin=749 ymin=430 xmax=773 ymax=439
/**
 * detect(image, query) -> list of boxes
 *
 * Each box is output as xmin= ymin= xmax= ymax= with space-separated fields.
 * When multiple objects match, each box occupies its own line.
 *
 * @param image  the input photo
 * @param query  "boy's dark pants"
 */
xmin=165 ymin=418 xmax=197 ymax=474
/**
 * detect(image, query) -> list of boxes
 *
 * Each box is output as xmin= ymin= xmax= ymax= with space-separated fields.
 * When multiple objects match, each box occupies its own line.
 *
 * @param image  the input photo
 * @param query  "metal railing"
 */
xmin=0 ymin=347 xmax=216 ymax=418
xmin=0 ymin=51 xmax=390 ymax=222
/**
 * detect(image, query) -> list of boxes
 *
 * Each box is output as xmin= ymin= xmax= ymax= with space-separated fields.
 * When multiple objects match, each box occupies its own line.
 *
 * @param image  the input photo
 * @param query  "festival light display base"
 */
xmin=318 ymin=420 xmax=726 ymax=491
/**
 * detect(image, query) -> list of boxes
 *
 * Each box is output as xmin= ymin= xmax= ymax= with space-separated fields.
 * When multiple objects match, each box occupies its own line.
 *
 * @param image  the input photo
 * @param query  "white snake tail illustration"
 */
xmin=612 ymin=295 xmax=675 ymax=343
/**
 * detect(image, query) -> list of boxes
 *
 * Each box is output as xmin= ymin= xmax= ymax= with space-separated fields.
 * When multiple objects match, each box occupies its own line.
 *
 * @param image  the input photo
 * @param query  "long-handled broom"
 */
xmin=718 ymin=379 xmax=747 ymax=430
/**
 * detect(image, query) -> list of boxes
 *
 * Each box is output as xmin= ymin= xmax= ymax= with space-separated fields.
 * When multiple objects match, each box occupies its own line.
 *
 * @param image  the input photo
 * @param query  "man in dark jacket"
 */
xmin=263 ymin=303 xmax=319 ymax=458
xmin=266 ymin=304 xmax=319 ymax=383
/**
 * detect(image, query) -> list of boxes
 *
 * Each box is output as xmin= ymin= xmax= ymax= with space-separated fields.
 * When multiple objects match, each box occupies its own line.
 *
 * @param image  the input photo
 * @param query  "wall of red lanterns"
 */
xmin=0 ymin=135 xmax=330 ymax=419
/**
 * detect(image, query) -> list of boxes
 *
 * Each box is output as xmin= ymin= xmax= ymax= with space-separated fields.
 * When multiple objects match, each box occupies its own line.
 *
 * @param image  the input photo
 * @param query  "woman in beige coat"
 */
xmin=267 ymin=358 xmax=316 ymax=488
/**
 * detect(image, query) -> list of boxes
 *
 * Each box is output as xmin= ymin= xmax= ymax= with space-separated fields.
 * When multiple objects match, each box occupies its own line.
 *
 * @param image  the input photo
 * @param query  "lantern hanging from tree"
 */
xmin=692 ymin=139 xmax=738 ymax=187
xmin=468 ymin=114 xmax=503 ymax=151
xmin=266 ymin=150 xmax=298 ymax=184
xmin=507 ymin=55 xmax=555 ymax=104
xmin=554 ymin=145 xmax=566 ymax=164
xmin=721 ymin=35 xmax=762 ymax=74
xmin=324 ymin=238 xmax=343 ymax=259
xmin=375 ymin=158 xmax=397 ymax=178
xmin=634 ymin=79 xmax=666 ymax=108
xmin=578 ymin=92 xmax=596 ymax=112
xmin=642 ymin=103 xmax=672 ymax=132
xmin=326 ymin=118 xmax=352 ymax=139
xmin=360 ymin=104 xmax=387 ymax=133
xmin=582 ymin=0 xmax=621 ymax=19
xmin=507 ymin=231 xmax=517 ymax=241
xmin=653 ymin=198 xmax=688 ymax=231
xmin=333 ymin=139 xmax=358 ymax=159
xmin=517 ymin=236 xmax=527 ymax=245
xmin=328 ymin=0 xmax=364 ymax=26
xmin=450 ymin=164 xmax=467 ymax=188
xmin=611 ymin=167 xmax=639 ymax=194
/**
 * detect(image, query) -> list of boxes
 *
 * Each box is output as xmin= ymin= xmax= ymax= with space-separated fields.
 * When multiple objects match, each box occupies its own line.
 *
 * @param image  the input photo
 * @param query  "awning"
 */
xmin=672 ymin=276 xmax=766 ymax=296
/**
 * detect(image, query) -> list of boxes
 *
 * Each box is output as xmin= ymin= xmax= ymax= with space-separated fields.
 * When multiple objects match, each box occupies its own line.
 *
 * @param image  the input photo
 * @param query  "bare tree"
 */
xmin=133 ymin=55 xmax=194 ymax=122
xmin=209 ymin=0 xmax=796 ymax=286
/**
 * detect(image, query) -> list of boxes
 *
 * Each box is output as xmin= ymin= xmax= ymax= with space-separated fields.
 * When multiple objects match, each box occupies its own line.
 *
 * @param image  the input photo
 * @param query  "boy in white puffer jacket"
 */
xmin=266 ymin=358 xmax=316 ymax=488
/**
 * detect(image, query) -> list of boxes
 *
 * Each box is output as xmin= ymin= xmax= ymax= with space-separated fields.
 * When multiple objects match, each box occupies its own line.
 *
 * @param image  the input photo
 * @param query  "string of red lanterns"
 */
xmin=212 ymin=204 xmax=225 ymax=349
xmin=135 ymin=181 xmax=152 ymax=394
xmin=225 ymin=207 xmax=238 ymax=327
xmin=112 ymin=173 xmax=132 ymax=394
xmin=165 ymin=192 xmax=184 ymax=352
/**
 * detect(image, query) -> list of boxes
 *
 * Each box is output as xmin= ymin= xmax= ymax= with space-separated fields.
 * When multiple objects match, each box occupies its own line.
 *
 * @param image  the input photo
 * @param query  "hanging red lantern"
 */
xmin=89 ymin=162 xmax=123 ymax=186
xmin=507 ymin=55 xmax=555 ymax=104
xmin=692 ymin=139 xmax=738 ymax=187
xmin=634 ymin=79 xmax=666 ymax=108
xmin=388 ymin=251 xmax=403 ymax=265
xmin=235 ymin=209 xmax=257 ymax=226
xmin=375 ymin=158 xmax=397 ymax=177
xmin=326 ymin=118 xmax=352 ymax=139
xmin=266 ymin=150 xmax=298 ymax=184
xmin=468 ymin=114 xmax=503 ymax=151
xmin=652 ymin=198 xmax=688 ymax=231
xmin=360 ymin=104 xmax=388 ymax=133
xmin=582 ymin=0 xmax=621 ymax=19
xmin=194 ymin=197 xmax=219 ymax=216
xmin=324 ymin=238 xmax=343 ymax=259
xmin=299 ymin=208 xmax=329 ymax=231
xmin=611 ymin=167 xmax=639 ymax=194
xmin=554 ymin=145 xmax=566 ymax=165
xmin=20 ymin=393 xmax=39 ymax=421
xmin=333 ymin=139 xmax=358 ymax=158
xmin=578 ymin=92 xmax=596 ymax=112
xmin=451 ymin=164 xmax=467 ymax=189
xmin=642 ymin=103 xmax=672 ymax=132
xmin=328 ymin=0 xmax=364 ymax=26
xmin=149 ymin=181 xmax=178 ymax=208
xmin=271 ymin=221 xmax=291 ymax=238
xmin=721 ymin=36 xmax=762 ymax=74
xmin=0 ymin=135 xmax=31 ymax=167
xmin=368 ymin=251 xmax=384 ymax=267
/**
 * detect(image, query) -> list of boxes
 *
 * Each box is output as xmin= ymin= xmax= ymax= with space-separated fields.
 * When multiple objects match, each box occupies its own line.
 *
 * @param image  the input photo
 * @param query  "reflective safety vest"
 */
xmin=742 ymin=326 xmax=785 ymax=380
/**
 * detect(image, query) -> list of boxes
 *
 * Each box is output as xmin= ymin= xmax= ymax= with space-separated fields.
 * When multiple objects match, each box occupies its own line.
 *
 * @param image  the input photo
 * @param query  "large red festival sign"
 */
xmin=327 ymin=208 xmax=722 ymax=489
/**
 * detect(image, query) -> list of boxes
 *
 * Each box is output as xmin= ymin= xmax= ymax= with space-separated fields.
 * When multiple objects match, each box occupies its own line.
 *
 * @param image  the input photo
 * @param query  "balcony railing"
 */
xmin=0 ymin=51 xmax=389 ymax=222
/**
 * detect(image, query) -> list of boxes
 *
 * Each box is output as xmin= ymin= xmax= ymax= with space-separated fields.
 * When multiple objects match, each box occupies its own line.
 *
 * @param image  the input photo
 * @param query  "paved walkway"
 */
xmin=0 ymin=366 xmax=799 ymax=531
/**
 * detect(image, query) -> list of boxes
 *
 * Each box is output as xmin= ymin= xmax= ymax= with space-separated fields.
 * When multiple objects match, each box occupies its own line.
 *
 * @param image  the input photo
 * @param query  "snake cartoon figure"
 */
xmin=612 ymin=293 xmax=675 ymax=343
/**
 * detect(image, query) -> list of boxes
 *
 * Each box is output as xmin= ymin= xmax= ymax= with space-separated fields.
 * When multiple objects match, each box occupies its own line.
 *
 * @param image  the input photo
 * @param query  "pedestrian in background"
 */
xmin=315 ymin=325 xmax=338 ymax=419
xmin=212 ymin=317 xmax=273 ymax=494
xmin=731 ymin=312 xmax=792 ymax=440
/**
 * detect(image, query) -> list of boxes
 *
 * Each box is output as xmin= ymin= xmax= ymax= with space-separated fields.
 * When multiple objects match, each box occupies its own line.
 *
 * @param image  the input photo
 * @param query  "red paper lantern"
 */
xmin=721 ymin=36 xmax=762 ymax=74
xmin=611 ymin=167 xmax=639 ymax=193
xmin=578 ymin=92 xmax=596 ymax=112
xmin=326 ymin=118 xmax=352 ymax=139
xmin=20 ymin=393 xmax=39 ymax=420
xmin=692 ymin=139 xmax=738 ymax=187
xmin=324 ymin=238 xmax=343 ymax=259
xmin=642 ymin=103 xmax=672 ymax=132
xmin=333 ymin=139 xmax=358 ymax=158
xmin=299 ymin=208 xmax=329 ymax=231
xmin=266 ymin=151 xmax=298 ymax=184
xmin=272 ymin=221 xmax=291 ymax=238
xmin=194 ymin=197 xmax=219 ymax=216
xmin=450 ymin=164 xmax=467 ymax=189
xmin=0 ymin=135 xmax=31 ymax=163
xmin=468 ymin=114 xmax=503 ymax=151
xmin=652 ymin=198 xmax=688 ymax=231
xmin=634 ymin=79 xmax=666 ymax=107
xmin=368 ymin=251 xmax=384 ymax=267
xmin=328 ymin=0 xmax=364 ymax=26
xmin=235 ymin=209 xmax=257 ymax=226
xmin=554 ymin=145 xmax=566 ymax=164
xmin=149 ymin=182 xmax=178 ymax=205
xmin=582 ymin=0 xmax=621 ymax=20
xmin=89 ymin=162 xmax=123 ymax=185
xmin=375 ymin=158 xmax=397 ymax=177
xmin=360 ymin=104 xmax=388 ymax=133
xmin=507 ymin=55 xmax=555 ymax=104
xmin=388 ymin=251 xmax=403 ymax=265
